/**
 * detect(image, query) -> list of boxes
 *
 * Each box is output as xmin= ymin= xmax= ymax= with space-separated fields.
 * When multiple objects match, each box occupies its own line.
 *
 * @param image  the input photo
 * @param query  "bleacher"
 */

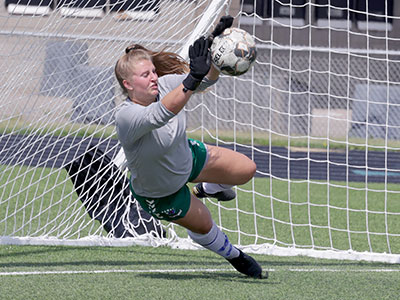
xmin=5 ymin=0 xmax=159 ymax=20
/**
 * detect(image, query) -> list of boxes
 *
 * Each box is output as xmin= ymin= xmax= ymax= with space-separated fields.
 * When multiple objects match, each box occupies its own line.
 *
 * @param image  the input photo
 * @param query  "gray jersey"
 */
xmin=115 ymin=73 xmax=217 ymax=197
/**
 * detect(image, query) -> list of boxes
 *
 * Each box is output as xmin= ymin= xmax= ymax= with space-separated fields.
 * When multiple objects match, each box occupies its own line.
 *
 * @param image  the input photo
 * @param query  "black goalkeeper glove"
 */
xmin=208 ymin=15 xmax=234 ymax=44
xmin=182 ymin=36 xmax=211 ymax=91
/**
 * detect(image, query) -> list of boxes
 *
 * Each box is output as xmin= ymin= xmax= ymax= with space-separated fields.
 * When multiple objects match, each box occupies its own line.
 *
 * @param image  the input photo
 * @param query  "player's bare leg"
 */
xmin=192 ymin=144 xmax=256 ymax=185
xmin=192 ymin=145 xmax=256 ymax=201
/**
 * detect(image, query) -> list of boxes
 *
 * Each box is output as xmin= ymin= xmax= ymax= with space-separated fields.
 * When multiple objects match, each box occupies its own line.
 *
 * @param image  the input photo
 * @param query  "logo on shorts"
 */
xmin=189 ymin=139 xmax=200 ymax=147
xmin=161 ymin=208 xmax=182 ymax=219
xmin=146 ymin=199 xmax=156 ymax=213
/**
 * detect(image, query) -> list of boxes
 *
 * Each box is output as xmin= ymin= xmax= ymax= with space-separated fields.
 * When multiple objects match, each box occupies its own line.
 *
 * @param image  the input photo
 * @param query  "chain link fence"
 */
xmin=188 ymin=48 xmax=400 ymax=140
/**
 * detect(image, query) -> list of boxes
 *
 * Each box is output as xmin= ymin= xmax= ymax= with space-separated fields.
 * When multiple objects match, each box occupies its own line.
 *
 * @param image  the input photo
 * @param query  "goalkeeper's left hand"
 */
xmin=182 ymin=36 xmax=211 ymax=91
xmin=208 ymin=15 xmax=234 ymax=44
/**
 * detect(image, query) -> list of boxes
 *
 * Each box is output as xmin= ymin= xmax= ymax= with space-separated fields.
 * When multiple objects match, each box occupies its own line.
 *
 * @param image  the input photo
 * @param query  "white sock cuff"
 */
xmin=187 ymin=222 xmax=240 ymax=259
xmin=187 ymin=222 xmax=218 ymax=246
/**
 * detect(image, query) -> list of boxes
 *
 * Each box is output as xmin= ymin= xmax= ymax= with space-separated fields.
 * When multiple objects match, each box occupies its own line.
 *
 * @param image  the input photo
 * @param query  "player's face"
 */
xmin=124 ymin=59 xmax=159 ymax=105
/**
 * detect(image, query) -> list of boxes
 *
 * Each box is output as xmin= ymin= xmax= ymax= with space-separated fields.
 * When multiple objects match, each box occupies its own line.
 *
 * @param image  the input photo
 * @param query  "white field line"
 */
xmin=0 ymin=268 xmax=232 ymax=276
xmin=0 ymin=268 xmax=399 ymax=277
xmin=287 ymin=268 xmax=400 ymax=273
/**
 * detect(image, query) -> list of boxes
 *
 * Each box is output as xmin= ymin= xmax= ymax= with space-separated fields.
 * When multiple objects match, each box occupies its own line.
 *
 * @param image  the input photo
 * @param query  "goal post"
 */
xmin=1 ymin=0 xmax=400 ymax=264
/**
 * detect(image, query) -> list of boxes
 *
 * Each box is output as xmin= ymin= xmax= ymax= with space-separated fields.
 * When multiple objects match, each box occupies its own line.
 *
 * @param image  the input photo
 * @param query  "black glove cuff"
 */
xmin=183 ymin=74 xmax=202 ymax=91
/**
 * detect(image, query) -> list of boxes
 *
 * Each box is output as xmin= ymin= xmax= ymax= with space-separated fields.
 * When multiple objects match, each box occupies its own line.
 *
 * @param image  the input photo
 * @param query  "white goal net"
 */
xmin=1 ymin=0 xmax=399 ymax=264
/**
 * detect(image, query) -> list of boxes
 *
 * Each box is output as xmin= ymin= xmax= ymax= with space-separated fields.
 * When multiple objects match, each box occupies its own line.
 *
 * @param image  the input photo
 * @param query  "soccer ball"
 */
xmin=210 ymin=28 xmax=257 ymax=76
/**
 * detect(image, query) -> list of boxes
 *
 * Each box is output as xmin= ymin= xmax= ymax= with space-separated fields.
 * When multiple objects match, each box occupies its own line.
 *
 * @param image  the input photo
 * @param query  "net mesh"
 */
xmin=1 ymin=0 xmax=400 ymax=263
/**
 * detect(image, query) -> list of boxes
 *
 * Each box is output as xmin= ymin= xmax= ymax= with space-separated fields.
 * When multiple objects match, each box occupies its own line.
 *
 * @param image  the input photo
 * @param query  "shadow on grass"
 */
xmin=0 ymin=245 xmax=223 ymax=269
xmin=1 ymin=245 xmax=398 ymax=271
xmin=136 ymin=271 xmax=274 ymax=284
xmin=0 ymin=258 xmax=225 ymax=269
xmin=0 ymin=245 xmax=212 ymax=259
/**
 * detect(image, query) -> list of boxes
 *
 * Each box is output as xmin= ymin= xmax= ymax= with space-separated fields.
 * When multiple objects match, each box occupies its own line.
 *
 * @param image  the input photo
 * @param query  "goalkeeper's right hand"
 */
xmin=208 ymin=15 xmax=234 ymax=44
xmin=182 ymin=36 xmax=211 ymax=91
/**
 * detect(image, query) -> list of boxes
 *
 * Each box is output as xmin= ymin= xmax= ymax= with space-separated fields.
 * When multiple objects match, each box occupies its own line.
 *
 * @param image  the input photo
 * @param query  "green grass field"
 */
xmin=1 ymin=164 xmax=400 ymax=253
xmin=1 ymin=164 xmax=400 ymax=299
xmin=0 ymin=244 xmax=399 ymax=300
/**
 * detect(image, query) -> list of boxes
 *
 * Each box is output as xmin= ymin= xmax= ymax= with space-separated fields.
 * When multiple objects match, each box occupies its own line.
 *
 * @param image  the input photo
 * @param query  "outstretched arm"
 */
xmin=206 ymin=64 xmax=220 ymax=81
xmin=161 ymin=37 xmax=211 ymax=114
xmin=161 ymin=15 xmax=234 ymax=114
xmin=205 ymin=15 xmax=234 ymax=81
xmin=160 ymin=83 xmax=193 ymax=115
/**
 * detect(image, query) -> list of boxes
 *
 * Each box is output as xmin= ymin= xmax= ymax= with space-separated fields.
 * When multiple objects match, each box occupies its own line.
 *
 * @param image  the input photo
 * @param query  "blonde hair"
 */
xmin=115 ymin=44 xmax=189 ymax=96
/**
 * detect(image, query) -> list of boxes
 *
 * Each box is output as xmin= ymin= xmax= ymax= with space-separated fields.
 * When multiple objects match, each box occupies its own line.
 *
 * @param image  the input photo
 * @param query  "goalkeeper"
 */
xmin=114 ymin=16 xmax=265 ymax=279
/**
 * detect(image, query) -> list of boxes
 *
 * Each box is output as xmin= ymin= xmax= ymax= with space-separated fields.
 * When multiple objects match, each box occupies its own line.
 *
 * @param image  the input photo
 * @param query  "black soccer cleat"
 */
xmin=192 ymin=183 xmax=236 ymax=201
xmin=227 ymin=249 xmax=267 ymax=279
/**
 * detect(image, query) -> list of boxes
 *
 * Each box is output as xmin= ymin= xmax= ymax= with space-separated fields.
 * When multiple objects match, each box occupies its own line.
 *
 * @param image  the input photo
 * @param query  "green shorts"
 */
xmin=130 ymin=138 xmax=207 ymax=221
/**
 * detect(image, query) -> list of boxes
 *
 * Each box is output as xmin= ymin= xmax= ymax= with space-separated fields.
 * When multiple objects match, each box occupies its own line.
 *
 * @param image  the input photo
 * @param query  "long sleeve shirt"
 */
xmin=115 ymin=74 xmax=217 ymax=197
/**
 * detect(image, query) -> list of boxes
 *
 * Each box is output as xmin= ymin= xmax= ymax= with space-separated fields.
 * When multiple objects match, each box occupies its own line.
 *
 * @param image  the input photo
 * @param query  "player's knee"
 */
xmin=201 ymin=221 xmax=213 ymax=235
xmin=249 ymin=160 xmax=257 ymax=176
xmin=238 ymin=160 xmax=257 ymax=184
xmin=193 ymin=219 xmax=213 ymax=235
